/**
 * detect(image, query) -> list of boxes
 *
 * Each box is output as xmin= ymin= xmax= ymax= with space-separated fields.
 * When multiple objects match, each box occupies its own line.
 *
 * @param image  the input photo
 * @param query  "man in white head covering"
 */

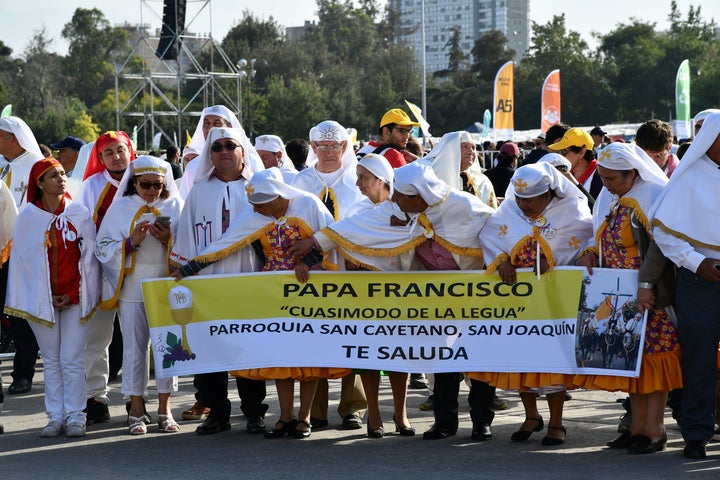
xmin=0 ymin=116 xmax=44 ymax=397
xmin=292 ymin=120 xmax=363 ymax=221
xmin=0 ymin=116 xmax=44 ymax=206
xmin=179 ymin=105 xmax=263 ymax=198
xmin=169 ymin=126 xmax=269 ymax=435
xmin=291 ymin=121 xmax=367 ymax=429
xmin=254 ymin=134 xmax=297 ymax=183
xmin=651 ymin=112 xmax=720 ymax=460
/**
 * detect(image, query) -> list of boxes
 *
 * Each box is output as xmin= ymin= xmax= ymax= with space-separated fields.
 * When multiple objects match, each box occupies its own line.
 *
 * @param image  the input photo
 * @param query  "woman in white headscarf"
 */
xmin=96 ymin=156 xmax=183 ymax=436
xmin=346 ymin=153 xmax=393 ymax=217
xmin=254 ymin=134 xmax=298 ymax=183
xmin=576 ymin=142 xmax=681 ymax=454
xmin=471 ymin=162 xmax=592 ymax=446
xmin=5 ymin=158 xmax=99 ymax=438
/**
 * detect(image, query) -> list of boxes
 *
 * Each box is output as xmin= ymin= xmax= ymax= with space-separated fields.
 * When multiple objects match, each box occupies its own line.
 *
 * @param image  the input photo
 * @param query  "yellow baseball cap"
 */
xmin=379 ymin=108 xmax=420 ymax=128
xmin=548 ymin=128 xmax=594 ymax=151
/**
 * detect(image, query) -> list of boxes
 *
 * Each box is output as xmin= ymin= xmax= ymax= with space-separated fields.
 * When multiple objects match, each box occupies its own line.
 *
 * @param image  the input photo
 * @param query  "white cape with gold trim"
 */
xmin=6 ymin=201 xmax=100 ymax=326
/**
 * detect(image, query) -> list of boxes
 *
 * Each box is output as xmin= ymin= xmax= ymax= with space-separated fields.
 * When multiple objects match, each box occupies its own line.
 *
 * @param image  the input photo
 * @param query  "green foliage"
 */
xmin=72 ymin=112 xmax=101 ymax=142
xmin=5 ymin=1 xmax=720 ymax=142
xmin=61 ymin=8 xmax=131 ymax=106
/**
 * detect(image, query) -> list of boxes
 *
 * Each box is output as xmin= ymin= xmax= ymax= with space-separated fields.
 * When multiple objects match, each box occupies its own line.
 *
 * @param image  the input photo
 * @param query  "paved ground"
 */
xmin=1 ymin=359 xmax=719 ymax=479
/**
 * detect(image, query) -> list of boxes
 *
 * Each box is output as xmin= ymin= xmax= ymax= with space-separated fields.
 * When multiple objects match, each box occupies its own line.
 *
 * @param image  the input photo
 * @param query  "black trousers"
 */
xmin=196 ymin=372 xmax=267 ymax=420
xmin=432 ymin=373 xmax=495 ymax=428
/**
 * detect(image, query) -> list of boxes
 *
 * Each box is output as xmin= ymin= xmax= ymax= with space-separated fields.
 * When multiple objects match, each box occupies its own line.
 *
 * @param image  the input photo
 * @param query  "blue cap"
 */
xmin=49 ymin=136 xmax=86 ymax=151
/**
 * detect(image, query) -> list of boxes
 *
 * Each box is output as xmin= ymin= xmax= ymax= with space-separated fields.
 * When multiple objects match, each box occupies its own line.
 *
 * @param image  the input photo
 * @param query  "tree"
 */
xmin=61 ymin=8 xmax=131 ymax=106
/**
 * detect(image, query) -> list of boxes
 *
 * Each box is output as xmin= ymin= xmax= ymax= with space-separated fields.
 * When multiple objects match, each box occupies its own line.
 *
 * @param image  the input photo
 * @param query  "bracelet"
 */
xmin=638 ymin=282 xmax=653 ymax=289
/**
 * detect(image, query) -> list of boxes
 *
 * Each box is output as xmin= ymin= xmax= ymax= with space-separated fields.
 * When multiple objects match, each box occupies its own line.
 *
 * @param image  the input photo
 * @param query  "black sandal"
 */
xmin=294 ymin=420 xmax=312 ymax=439
xmin=264 ymin=419 xmax=297 ymax=439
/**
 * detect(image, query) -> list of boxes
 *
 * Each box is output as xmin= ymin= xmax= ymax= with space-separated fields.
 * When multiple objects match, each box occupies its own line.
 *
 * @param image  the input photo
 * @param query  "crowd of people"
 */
xmin=0 ymin=105 xmax=719 ymax=461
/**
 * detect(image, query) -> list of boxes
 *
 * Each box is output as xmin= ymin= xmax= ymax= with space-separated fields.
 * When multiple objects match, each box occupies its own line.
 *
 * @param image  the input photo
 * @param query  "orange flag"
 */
xmin=541 ymin=69 xmax=561 ymax=132
xmin=493 ymin=61 xmax=514 ymax=140
xmin=595 ymin=295 xmax=614 ymax=320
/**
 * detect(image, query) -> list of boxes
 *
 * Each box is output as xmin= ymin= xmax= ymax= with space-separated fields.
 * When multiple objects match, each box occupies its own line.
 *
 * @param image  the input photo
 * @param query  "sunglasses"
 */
xmin=211 ymin=142 xmax=241 ymax=153
xmin=136 ymin=181 xmax=165 ymax=190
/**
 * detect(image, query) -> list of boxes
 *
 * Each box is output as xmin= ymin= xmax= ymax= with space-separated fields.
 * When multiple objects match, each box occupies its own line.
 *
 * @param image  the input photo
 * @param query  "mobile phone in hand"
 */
xmin=156 ymin=216 xmax=170 ymax=227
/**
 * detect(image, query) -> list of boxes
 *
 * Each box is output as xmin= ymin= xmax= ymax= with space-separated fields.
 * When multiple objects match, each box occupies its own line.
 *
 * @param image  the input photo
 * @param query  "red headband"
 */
xmin=83 ymin=131 xmax=136 ymax=180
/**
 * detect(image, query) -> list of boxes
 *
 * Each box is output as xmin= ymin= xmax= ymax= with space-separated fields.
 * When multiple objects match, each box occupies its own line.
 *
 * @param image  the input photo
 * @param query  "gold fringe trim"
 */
xmin=417 ymin=214 xmax=484 ymax=257
xmin=338 ymin=249 xmax=382 ymax=271
xmin=80 ymin=301 xmax=100 ymax=324
xmin=619 ymin=197 xmax=653 ymax=239
xmin=426 ymin=187 xmax=451 ymax=209
xmin=322 ymin=227 xmax=424 ymax=257
xmin=652 ymin=218 xmax=720 ymax=252
xmin=4 ymin=306 xmax=55 ymax=329
xmin=319 ymin=187 xmax=342 ymax=221
xmin=486 ymin=253 xmax=510 ymax=275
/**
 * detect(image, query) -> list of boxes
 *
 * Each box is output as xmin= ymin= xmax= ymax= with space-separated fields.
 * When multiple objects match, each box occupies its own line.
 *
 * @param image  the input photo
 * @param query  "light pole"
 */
xmin=237 ymin=58 xmax=257 ymax=139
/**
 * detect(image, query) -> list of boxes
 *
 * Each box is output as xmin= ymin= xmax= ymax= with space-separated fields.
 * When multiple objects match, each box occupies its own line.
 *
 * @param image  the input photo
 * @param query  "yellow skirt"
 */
xmin=573 ymin=347 xmax=682 ymax=394
xmin=467 ymin=372 xmax=576 ymax=392
xmin=230 ymin=367 xmax=352 ymax=381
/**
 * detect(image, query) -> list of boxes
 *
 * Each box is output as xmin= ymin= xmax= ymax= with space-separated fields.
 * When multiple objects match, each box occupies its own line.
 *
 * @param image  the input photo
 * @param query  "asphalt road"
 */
xmin=1 ymin=360 xmax=719 ymax=479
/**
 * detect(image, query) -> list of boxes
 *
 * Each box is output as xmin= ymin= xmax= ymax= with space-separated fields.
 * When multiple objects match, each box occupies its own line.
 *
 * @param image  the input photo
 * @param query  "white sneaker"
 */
xmin=40 ymin=420 xmax=65 ymax=438
xmin=66 ymin=422 xmax=86 ymax=438
xmin=712 ymin=425 xmax=720 ymax=442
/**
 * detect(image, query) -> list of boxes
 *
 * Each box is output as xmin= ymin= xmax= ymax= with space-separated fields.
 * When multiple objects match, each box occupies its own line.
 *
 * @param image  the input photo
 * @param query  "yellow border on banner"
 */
xmin=142 ymin=268 xmax=584 ymax=329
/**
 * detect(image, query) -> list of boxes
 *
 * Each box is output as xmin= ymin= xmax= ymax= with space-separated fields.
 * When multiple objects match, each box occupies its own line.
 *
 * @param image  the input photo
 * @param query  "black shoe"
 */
xmin=393 ymin=416 xmax=416 ymax=436
xmin=0 ymin=424 xmax=3 ymax=434
xmin=510 ymin=417 xmax=544 ymax=442
xmin=310 ymin=417 xmax=329 ymax=430
xmin=264 ymin=419 xmax=297 ymax=438
xmin=422 ymin=424 xmax=457 ymax=440
xmin=367 ymin=424 xmax=385 ymax=438
xmin=196 ymin=415 xmax=231 ymax=435
xmin=246 ymin=416 xmax=265 ymax=434
xmin=84 ymin=399 xmax=111 ymax=425
xmin=607 ymin=431 xmax=638 ymax=449
xmin=471 ymin=423 xmax=492 ymax=441
xmin=541 ymin=426 xmax=567 ymax=446
xmin=294 ymin=420 xmax=311 ymax=439
xmin=628 ymin=432 xmax=666 ymax=454
xmin=342 ymin=414 xmax=363 ymax=430
xmin=683 ymin=440 xmax=707 ymax=459
xmin=409 ymin=374 xmax=429 ymax=389
xmin=8 ymin=379 xmax=31 ymax=395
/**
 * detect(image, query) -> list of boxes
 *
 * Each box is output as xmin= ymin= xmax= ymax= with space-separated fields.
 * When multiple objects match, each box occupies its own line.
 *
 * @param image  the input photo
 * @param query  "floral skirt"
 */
xmin=230 ymin=367 xmax=351 ymax=381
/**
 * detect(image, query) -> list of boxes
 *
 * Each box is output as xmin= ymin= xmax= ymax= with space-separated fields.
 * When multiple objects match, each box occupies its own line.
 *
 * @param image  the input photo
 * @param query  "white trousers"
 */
xmin=118 ymin=301 xmax=177 ymax=397
xmin=84 ymin=307 xmax=116 ymax=402
xmin=29 ymin=305 xmax=88 ymax=425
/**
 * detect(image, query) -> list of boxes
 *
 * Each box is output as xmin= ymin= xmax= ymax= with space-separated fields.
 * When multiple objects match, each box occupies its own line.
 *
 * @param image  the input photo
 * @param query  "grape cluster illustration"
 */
xmin=163 ymin=343 xmax=196 ymax=363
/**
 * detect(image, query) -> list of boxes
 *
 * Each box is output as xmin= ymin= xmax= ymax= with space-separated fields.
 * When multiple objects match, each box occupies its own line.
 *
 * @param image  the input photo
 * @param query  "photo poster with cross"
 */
xmin=575 ymin=268 xmax=647 ymax=376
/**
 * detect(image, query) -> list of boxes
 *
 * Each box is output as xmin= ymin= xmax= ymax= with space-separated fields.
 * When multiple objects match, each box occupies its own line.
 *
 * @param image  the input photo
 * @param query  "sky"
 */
xmin=1 ymin=0 xmax=718 ymax=57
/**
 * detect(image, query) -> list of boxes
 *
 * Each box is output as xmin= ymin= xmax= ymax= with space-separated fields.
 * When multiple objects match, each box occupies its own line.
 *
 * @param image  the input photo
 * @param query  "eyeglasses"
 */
xmin=211 ymin=142 xmax=241 ymax=152
xmin=136 ymin=181 xmax=165 ymax=190
xmin=393 ymin=127 xmax=412 ymax=136
xmin=314 ymin=143 xmax=344 ymax=152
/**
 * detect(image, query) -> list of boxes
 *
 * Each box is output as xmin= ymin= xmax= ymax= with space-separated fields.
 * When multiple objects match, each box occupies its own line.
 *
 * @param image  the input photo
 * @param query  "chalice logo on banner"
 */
xmin=162 ymin=286 xmax=197 ymax=368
